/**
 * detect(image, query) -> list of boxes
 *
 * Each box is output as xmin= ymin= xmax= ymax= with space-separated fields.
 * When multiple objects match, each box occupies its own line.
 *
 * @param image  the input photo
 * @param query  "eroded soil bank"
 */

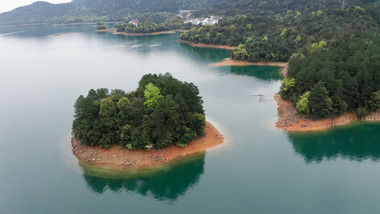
xmin=274 ymin=93 xmax=380 ymax=132
xmin=72 ymin=122 xmax=224 ymax=169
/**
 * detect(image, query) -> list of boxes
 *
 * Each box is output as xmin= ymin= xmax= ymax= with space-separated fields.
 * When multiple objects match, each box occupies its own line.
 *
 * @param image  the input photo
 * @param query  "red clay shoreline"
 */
xmin=72 ymin=122 xmax=224 ymax=169
xmin=274 ymin=93 xmax=380 ymax=132
xmin=179 ymin=40 xmax=237 ymax=50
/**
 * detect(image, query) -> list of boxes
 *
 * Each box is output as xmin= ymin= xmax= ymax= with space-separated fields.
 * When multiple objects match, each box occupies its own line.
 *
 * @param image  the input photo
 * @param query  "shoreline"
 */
xmin=179 ymin=40 xmax=237 ymax=50
xmin=113 ymin=29 xmax=177 ymax=36
xmin=50 ymin=32 xmax=73 ymax=36
xmin=211 ymin=58 xmax=288 ymax=77
xmin=72 ymin=122 xmax=224 ymax=169
xmin=274 ymin=93 xmax=380 ymax=132
xmin=96 ymin=29 xmax=113 ymax=32
xmin=0 ymin=21 xmax=119 ymax=28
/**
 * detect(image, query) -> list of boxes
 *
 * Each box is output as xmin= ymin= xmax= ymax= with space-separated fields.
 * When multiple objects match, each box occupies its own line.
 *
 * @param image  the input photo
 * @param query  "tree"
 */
xmin=99 ymin=97 xmax=117 ymax=148
xmin=309 ymin=82 xmax=333 ymax=119
xmin=296 ymin=91 xmax=310 ymax=116
xmin=144 ymin=83 xmax=164 ymax=108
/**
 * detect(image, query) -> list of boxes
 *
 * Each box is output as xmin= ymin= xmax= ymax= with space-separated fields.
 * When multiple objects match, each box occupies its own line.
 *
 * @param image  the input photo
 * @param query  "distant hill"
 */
xmin=0 ymin=2 xmax=73 ymax=25
xmin=194 ymin=0 xmax=380 ymax=17
xmin=2 ymin=0 xmax=378 ymax=26
xmin=0 ymin=0 xmax=223 ymax=26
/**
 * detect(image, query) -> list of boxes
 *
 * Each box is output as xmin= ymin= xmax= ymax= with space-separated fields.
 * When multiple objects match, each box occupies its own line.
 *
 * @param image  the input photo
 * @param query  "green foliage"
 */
xmin=144 ymin=83 xmax=164 ymax=108
xmin=280 ymin=78 xmax=296 ymax=99
xmin=115 ymin=16 xmax=188 ymax=34
xmin=283 ymin=34 xmax=380 ymax=119
xmin=309 ymin=82 xmax=333 ymax=119
xmin=296 ymin=91 xmax=310 ymax=116
xmin=193 ymin=0 xmax=378 ymax=17
xmin=356 ymin=107 xmax=368 ymax=119
xmin=182 ymin=4 xmax=380 ymax=62
xmin=354 ymin=6 xmax=366 ymax=14
xmin=72 ymin=73 xmax=206 ymax=150
xmin=310 ymin=40 xmax=327 ymax=53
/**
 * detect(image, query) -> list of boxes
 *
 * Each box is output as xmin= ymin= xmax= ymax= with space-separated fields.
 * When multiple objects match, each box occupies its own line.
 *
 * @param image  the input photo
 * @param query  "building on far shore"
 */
xmin=129 ymin=20 xmax=139 ymax=27
xmin=184 ymin=16 xmax=222 ymax=26
xmin=177 ymin=10 xmax=195 ymax=19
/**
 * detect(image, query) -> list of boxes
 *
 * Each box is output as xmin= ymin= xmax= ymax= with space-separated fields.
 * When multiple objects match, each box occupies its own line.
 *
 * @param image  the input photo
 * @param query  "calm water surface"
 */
xmin=1 ymin=25 xmax=380 ymax=214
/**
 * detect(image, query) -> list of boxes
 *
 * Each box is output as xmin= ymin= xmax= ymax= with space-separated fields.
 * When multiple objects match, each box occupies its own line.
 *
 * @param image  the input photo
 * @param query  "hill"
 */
xmin=0 ymin=0 xmax=223 ymax=26
xmin=194 ymin=0 xmax=379 ymax=17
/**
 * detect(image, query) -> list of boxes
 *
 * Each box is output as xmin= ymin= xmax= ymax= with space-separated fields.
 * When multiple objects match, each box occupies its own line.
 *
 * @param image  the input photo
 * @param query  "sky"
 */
xmin=0 ymin=0 xmax=71 ymax=13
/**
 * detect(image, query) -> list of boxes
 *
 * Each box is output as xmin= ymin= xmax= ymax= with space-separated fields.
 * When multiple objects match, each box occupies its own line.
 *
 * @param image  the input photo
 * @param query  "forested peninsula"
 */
xmin=179 ymin=0 xmax=380 ymax=128
xmin=71 ymin=73 xmax=224 ymax=168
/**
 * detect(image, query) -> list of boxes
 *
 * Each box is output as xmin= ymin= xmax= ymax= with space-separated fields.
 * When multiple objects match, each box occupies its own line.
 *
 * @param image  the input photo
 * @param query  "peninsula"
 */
xmin=71 ymin=73 xmax=224 ymax=169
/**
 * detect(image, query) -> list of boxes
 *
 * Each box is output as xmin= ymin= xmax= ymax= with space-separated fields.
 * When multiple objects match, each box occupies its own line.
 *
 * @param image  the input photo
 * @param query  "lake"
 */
xmin=1 ymin=24 xmax=380 ymax=214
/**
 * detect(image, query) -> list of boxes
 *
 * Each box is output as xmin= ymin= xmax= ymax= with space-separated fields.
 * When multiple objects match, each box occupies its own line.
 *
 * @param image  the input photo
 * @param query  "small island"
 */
xmin=71 ymin=73 xmax=224 ymax=169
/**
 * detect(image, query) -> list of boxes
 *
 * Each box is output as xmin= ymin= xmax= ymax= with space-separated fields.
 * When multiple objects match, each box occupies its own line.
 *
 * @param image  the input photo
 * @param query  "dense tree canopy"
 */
xmin=72 ymin=73 xmax=206 ymax=149
xmin=181 ymin=5 xmax=380 ymax=62
xmin=114 ymin=17 xmax=190 ymax=34
xmin=179 ymin=1 xmax=380 ymax=119
xmin=280 ymin=34 xmax=380 ymax=119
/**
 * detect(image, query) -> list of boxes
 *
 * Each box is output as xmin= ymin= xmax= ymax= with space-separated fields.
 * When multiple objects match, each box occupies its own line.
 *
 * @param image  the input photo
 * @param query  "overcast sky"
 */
xmin=0 ymin=0 xmax=71 ymax=13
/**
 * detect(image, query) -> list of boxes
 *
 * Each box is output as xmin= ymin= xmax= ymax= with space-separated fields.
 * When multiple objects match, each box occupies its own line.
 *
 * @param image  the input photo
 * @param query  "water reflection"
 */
xmin=179 ymin=43 xmax=232 ymax=63
xmin=230 ymin=66 xmax=283 ymax=81
xmin=81 ymin=153 xmax=205 ymax=202
xmin=0 ymin=24 xmax=94 ymax=38
xmin=288 ymin=123 xmax=380 ymax=163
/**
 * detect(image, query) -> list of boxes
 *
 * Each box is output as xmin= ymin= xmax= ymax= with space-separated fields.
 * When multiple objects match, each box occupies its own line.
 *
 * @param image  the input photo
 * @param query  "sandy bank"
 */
xmin=179 ymin=40 xmax=237 ymax=50
xmin=113 ymin=29 xmax=176 ymax=36
xmin=211 ymin=58 xmax=288 ymax=77
xmin=274 ymin=93 xmax=380 ymax=132
xmin=50 ymin=32 xmax=73 ymax=36
xmin=72 ymin=122 xmax=224 ymax=169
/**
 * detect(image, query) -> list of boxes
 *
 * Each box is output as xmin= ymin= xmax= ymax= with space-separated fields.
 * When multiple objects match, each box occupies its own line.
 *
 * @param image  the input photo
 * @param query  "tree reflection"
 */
xmin=288 ymin=123 xmax=380 ymax=163
xmin=81 ymin=153 xmax=205 ymax=202
xmin=179 ymin=43 xmax=232 ymax=62
xmin=230 ymin=66 xmax=283 ymax=81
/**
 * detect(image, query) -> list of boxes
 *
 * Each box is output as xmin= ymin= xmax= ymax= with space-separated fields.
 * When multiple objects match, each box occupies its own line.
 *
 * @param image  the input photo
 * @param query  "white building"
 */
xmin=128 ymin=20 xmax=139 ymax=27
xmin=184 ymin=16 xmax=222 ymax=26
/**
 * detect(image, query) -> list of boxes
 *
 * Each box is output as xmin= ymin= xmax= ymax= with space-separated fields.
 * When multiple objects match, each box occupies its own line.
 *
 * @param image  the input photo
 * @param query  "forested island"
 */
xmin=71 ymin=73 xmax=224 ymax=168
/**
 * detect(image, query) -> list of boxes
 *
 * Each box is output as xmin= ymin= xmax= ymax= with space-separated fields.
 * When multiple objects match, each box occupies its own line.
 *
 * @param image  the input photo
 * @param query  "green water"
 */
xmin=1 ymin=25 xmax=379 ymax=214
